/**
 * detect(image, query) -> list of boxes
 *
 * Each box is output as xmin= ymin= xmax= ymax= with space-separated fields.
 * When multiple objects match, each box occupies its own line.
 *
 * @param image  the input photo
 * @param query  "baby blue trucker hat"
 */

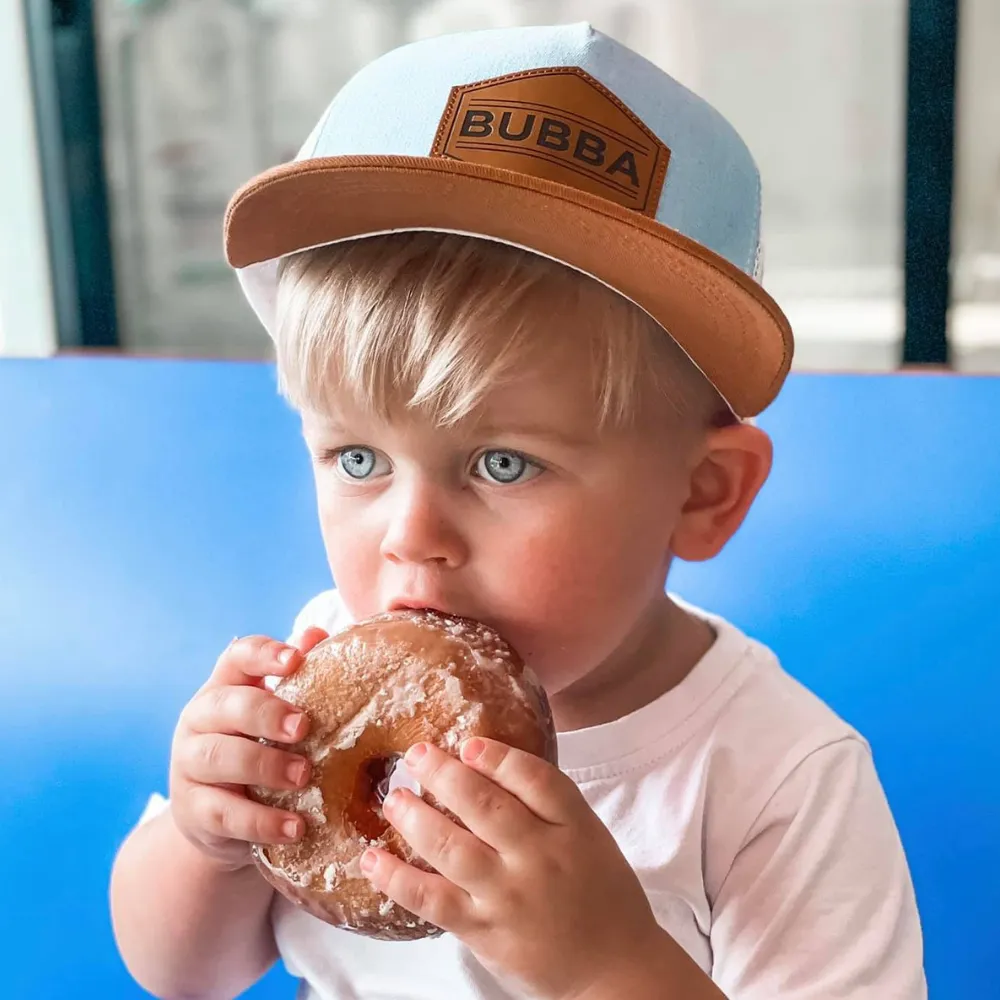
xmin=225 ymin=22 xmax=793 ymax=417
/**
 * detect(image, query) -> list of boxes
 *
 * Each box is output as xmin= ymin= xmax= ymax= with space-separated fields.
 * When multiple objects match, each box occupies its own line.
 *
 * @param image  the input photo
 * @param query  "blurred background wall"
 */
xmin=0 ymin=2 xmax=58 ymax=356
xmin=3 ymin=0 xmax=996 ymax=372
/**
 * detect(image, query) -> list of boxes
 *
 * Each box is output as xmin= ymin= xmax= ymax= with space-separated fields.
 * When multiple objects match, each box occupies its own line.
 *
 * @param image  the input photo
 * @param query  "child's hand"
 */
xmin=168 ymin=629 xmax=328 ymax=871
xmin=361 ymin=740 xmax=666 ymax=1000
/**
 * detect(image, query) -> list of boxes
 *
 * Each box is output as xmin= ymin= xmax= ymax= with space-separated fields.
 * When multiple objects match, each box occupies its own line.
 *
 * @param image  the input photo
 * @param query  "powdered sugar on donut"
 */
xmin=256 ymin=780 xmax=327 ymax=827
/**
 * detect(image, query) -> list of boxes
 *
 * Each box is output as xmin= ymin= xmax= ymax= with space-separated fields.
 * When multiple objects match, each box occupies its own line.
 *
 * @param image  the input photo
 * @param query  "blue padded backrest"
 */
xmin=1 ymin=358 xmax=997 ymax=998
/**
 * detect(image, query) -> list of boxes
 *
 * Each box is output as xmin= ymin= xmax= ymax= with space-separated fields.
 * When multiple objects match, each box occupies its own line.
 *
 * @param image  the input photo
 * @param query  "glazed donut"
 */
xmin=248 ymin=609 xmax=557 ymax=940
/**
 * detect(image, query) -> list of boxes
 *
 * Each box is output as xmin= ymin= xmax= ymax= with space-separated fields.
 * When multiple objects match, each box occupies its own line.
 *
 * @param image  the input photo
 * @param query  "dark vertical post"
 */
xmin=904 ymin=0 xmax=960 ymax=365
xmin=24 ymin=0 xmax=118 ymax=348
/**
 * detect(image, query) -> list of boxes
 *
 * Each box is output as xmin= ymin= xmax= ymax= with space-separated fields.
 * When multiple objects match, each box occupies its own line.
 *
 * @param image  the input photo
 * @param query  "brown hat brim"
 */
xmin=225 ymin=155 xmax=793 ymax=417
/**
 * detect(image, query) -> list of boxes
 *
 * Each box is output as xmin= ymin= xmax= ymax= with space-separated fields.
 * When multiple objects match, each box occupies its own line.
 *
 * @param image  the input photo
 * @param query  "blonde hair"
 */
xmin=274 ymin=231 xmax=729 ymax=429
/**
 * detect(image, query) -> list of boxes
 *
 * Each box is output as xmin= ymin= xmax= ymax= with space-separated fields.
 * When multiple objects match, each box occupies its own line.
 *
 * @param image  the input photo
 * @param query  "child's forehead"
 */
xmin=302 ymin=355 xmax=606 ymax=440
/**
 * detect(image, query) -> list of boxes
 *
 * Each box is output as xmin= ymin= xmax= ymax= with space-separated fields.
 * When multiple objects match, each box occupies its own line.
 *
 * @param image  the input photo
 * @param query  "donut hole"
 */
xmin=367 ymin=755 xmax=399 ymax=805
xmin=347 ymin=754 xmax=423 ymax=841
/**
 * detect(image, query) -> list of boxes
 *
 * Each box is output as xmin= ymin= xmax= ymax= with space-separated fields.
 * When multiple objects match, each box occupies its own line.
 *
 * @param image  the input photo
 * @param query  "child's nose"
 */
xmin=378 ymin=481 xmax=468 ymax=569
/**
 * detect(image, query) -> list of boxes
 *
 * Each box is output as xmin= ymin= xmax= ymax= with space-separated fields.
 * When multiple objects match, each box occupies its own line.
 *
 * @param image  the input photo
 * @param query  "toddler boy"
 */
xmin=111 ymin=23 xmax=925 ymax=1000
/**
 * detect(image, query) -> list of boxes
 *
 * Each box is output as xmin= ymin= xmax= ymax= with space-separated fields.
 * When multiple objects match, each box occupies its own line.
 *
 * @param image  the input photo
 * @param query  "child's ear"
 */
xmin=670 ymin=423 xmax=773 ymax=562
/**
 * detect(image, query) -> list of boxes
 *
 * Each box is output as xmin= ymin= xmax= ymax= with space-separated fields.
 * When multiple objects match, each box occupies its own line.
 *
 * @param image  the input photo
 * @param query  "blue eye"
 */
xmin=476 ymin=450 xmax=538 ymax=485
xmin=337 ymin=447 xmax=379 ymax=480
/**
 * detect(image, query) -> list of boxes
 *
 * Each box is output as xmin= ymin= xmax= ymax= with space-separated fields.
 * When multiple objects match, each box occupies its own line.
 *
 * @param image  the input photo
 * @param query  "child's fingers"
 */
xmin=209 ymin=635 xmax=304 ymax=687
xmin=294 ymin=626 xmax=329 ymax=654
xmin=399 ymin=743 xmax=536 ymax=852
xmin=185 ymin=784 xmax=305 ymax=845
xmin=459 ymin=738 xmax=581 ymax=825
xmin=178 ymin=732 xmax=310 ymax=791
xmin=382 ymin=787 xmax=499 ymax=890
xmin=183 ymin=685 xmax=309 ymax=743
xmin=360 ymin=847 xmax=470 ymax=933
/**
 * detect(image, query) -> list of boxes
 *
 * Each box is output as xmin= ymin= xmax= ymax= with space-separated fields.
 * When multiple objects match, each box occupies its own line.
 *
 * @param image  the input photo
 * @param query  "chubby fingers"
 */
xmin=181 ymin=784 xmax=305 ymax=846
xmin=184 ymin=684 xmax=309 ymax=743
xmin=210 ymin=635 xmax=303 ymax=687
xmin=176 ymin=731 xmax=311 ymax=791
xmin=392 ymin=742 xmax=539 ymax=853
xmin=210 ymin=627 xmax=329 ymax=688
xmin=294 ymin=626 xmax=329 ymax=655
xmin=380 ymin=783 xmax=499 ymax=890
xmin=359 ymin=845 xmax=471 ymax=933
xmin=456 ymin=738 xmax=580 ymax=825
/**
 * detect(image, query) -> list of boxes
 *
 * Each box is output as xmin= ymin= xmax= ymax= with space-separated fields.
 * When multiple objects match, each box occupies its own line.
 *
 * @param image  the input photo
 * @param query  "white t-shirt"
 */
xmin=143 ymin=590 xmax=927 ymax=999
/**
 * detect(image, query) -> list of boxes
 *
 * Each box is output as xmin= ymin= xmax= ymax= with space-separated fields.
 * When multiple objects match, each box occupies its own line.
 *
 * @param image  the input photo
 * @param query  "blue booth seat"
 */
xmin=1 ymin=358 xmax=997 ymax=998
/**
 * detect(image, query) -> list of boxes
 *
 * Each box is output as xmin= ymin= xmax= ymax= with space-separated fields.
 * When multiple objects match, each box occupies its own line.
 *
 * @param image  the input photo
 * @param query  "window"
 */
xmin=92 ymin=0 xmax=960 ymax=373
xmin=951 ymin=0 xmax=1000 ymax=371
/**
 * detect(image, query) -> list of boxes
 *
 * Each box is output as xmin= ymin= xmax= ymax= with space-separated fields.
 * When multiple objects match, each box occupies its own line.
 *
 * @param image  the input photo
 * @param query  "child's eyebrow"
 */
xmin=473 ymin=423 xmax=596 ymax=448
xmin=301 ymin=416 xmax=349 ymax=436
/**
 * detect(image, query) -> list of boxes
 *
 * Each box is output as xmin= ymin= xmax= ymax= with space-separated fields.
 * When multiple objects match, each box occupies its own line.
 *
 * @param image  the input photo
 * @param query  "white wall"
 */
xmin=0 ymin=1 xmax=57 ymax=357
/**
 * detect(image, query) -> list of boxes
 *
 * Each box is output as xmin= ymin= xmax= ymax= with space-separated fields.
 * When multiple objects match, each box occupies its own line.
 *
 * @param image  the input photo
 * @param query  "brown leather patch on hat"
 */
xmin=431 ymin=67 xmax=670 ymax=216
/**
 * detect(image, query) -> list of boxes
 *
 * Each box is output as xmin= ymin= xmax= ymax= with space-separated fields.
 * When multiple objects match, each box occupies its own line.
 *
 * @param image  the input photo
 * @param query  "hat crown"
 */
xmin=301 ymin=22 xmax=762 ymax=278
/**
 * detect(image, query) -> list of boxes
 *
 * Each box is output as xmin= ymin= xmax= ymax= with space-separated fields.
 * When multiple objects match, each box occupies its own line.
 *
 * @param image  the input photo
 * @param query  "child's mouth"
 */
xmin=387 ymin=599 xmax=454 ymax=617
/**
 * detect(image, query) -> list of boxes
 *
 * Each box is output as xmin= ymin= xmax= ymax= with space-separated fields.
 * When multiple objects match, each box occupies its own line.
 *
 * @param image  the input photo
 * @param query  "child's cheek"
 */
xmin=317 ymin=510 xmax=383 ymax=619
xmin=489 ymin=514 xmax=668 ymax=684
